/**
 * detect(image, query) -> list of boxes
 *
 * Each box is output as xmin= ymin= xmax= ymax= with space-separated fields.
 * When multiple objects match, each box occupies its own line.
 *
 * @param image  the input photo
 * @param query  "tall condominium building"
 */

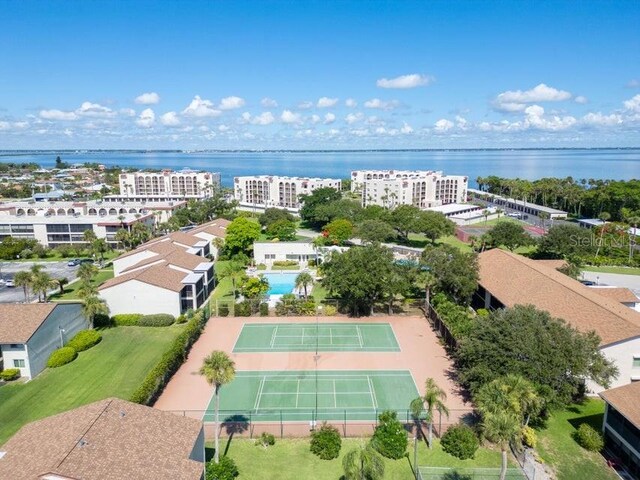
xmin=234 ymin=175 xmax=342 ymax=212
xmin=118 ymin=168 xmax=221 ymax=199
xmin=351 ymin=170 xmax=468 ymax=209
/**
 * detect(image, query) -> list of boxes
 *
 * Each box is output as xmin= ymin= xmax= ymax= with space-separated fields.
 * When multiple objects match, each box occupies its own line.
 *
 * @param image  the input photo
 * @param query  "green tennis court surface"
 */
xmin=208 ymin=370 xmax=418 ymax=422
xmin=232 ymin=323 xmax=400 ymax=352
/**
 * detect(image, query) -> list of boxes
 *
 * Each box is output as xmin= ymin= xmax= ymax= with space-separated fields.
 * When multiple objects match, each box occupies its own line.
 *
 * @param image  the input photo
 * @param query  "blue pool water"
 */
xmin=262 ymin=273 xmax=298 ymax=296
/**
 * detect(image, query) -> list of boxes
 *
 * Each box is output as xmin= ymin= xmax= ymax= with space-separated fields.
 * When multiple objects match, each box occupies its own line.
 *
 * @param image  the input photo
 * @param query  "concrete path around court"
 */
xmin=581 ymin=271 xmax=640 ymax=297
xmin=154 ymin=315 xmax=470 ymax=421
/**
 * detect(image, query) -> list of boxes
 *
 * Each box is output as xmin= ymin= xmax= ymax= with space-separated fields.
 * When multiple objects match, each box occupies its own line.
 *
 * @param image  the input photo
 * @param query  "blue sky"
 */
xmin=1 ymin=0 xmax=639 ymax=149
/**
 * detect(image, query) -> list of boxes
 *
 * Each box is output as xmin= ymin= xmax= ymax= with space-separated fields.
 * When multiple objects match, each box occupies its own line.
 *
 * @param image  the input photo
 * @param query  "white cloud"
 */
xmin=626 ymin=79 xmax=640 ymax=88
xmin=134 ymin=92 xmax=160 ymax=105
xmin=574 ymin=96 xmax=588 ymax=104
xmin=400 ymin=122 xmax=414 ymax=134
xmin=160 ymin=111 xmax=180 ymax=126
xmin=310 ymin=114 xmax=321 ymax=124
xmin=523 ymin=104 xmax=576 ymax=131
xmin=351 ymin=128 xmax=370 ymax=137
xmin=345 ymin=112 xmax=364 ymax=124
xmin=345 ymin=98 xmax=357 ymax=108
xmin=455 ymin=116 xmax=469 ymax=130
xmin=261 ymin=97 xmax=278 ymax=107
xmin=219 ymin=96 xmax=245 ymax=110
xmin=251 ymin=111 xmax=275 ymax=126
xmin=324 ymin=113 xmax=336 ymax=124
xmin=376 ymin=73 xmax=434 ymax=89
xmin=182 ymin=95 xmax=221 ymax=117
xmin=582 ymin=112 xmax=623 ymax=126
xmin=363 ymin=98 xmax=400 ymax=110
xmin=120 ymin=108 xmax=136 ymax=117
xmin=623 ymin=94 xmax=640 ymax=113
xmin=494 ymin=83 xmax=572 ymax=112
xmin=317 ymin=97 xmax=338 ymax=108
xmin=39 ymin=109 xmax=78 ymax=121
xmin=136 ymin=108 xmax=155 ymax=128
xmin=0 ymin=121 xmax=29 ymax=131
xmin=76 ymin=102 xmax=115 ymax=118
xmin=297 ymin=101 xmax=313 ymax=110
xmin=218 ymin=124 xmax=230 ymax=132
xmin=281 ymin=110 xmax=302 ymax=124
xmin=434 ymin=119 xmax=454 ymax=133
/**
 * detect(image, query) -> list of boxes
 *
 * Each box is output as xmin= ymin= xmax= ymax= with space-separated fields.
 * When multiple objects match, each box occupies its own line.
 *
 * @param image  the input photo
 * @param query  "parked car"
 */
xmin=580 ymin=280 xmax=596 ymax=286
xmin=5 ymin=279 xmax=15 ymax=287
xmin=67 ymin=259 xmax=80 ymax=267
xmin=507 ymin=212 xmax=523 ymax=218
xmin=79 ymin=258 xmax=94 ymax=264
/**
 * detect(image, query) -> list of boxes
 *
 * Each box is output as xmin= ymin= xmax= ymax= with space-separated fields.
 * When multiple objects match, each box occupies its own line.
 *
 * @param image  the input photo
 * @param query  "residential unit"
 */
xmin=0 ymin=397 xmax=205 ymax=480
xmin=234 ymin=175 xmax=342 ymax=212
xmin=351 ymin=170 xmax=468 ymax=209
xmin=119 ymin=168 xmax=220 ymax=199
xmin=476 ymin=248 xmax=640 ymax=391
xmin=600 ymin=382 xmax=640 ymax=478
xmin=253 ymin=240 xmax=346 ymax=266
xmin=100 ymin=219 xmax=229 ymax=316
xmin=0 ymin=199 xmax=185 ymax=247
xmin=0 ymin=303 xmax=86 ymax=380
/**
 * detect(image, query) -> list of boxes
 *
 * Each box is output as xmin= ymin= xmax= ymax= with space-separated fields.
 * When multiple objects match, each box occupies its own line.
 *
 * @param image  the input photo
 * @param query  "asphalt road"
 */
xmin=581 ymin=271 xmax=640 ymax=298
xmin=0 ymin=260 xmax=79 ymax=303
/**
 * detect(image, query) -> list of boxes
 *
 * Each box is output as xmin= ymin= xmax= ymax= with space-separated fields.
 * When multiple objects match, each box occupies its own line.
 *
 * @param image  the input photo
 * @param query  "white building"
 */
xmin=119 ymin=168 xmax=220 ymax=199
xmin=351 ymin=170 xmax=468 ymax=209
xmin=0 ymin=303 xmax=86 ymax=380
xmin=253 ymin=240 xmax=347 ymax=266
xmin=234 ymin=175 xmax=342 ymax=213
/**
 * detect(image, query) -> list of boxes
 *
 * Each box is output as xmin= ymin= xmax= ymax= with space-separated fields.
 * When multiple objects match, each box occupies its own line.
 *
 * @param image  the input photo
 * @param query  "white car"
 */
xmin=5 ymin=279 xmax=15 ymax=287
xmin=507 ymin=212 xmax=523 ymax=219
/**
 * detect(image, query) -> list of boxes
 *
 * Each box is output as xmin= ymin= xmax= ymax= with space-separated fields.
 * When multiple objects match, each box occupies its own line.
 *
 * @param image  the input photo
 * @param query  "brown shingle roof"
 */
xmin=189 ymin=218 xmax=230 ymax=238
xmin=600 ymin=381 xmax=640 ymax=430
xmin=590 ymin=287 xmax=639 ymax=304
xmin=169 ymin=231 xmax=205 ymax=247
xmin=534 ymin=259 xmax=567 ymax=270
xmin=0 ymin=398 xmax=203 ymax=480
xmin=121 ymin=249 xmax=204 ymax=274
xmin=0 ymin=303 xmax=57 ymax=344
xmin=478 ymin=249 xmax=640 ymax=346
xmin=99 ymin=265 xmax=187 ymax=292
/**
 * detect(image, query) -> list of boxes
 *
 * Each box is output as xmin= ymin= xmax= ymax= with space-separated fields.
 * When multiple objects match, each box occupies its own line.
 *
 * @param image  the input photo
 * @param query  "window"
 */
xmin=13 ymin=359 xmax=25 ymax=368
xmin=633 ymin=357 xmax=640 ymax=368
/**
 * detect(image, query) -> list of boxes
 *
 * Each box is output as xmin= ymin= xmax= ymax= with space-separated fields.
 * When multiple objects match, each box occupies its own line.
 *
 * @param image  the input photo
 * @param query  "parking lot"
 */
xmin=0 ymin=261 xmax=79 ymax=303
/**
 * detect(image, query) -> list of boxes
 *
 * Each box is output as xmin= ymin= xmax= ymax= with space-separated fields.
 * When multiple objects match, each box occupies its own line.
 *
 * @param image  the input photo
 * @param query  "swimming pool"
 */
xmin=262 ymin=272 xmax=298 ymax=296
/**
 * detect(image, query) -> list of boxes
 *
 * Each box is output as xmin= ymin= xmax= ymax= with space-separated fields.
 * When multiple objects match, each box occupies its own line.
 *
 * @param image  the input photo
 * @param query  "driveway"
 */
xmin=0 ymin=260 xmax=79 ymax=303
xmin=581 ymin=271 xmax=640 ymax=298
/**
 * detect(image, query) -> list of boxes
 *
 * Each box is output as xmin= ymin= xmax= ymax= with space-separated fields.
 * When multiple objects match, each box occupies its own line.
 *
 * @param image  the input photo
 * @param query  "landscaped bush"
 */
xmin=371 ymin=410 xmax=408 ymax=460
xmin=521 ymin=425 xmax=537 ymax=448
xmin=431 ymin=293 xmax=474 ymax=339
xmin=138 ymin=314 xmax=175 ymax=327
xmin=234 ymin=301 xmax=252 ymax=317
xmin=176 ymin=314 xmax=187 ymax=324
xmin=255 ymin=431 xmax=276 ymax=447
xmin=47 ymin=347 xmax=78 ymax=368
xmin=310 ymin=423 xmax=342 ymax=460
xmin=129 ymin=310 xmax=208 ymax=405
xmin=274 ymin=294 xmax=317 ymax=316
xmin=440 ymin=424 xmax=479 ymax=460
xmin=573 ymin=423 xmax=604 ymax=452
xmin=218 ymin=304 xmax=230 ymax=317
xmin=112 ymin=313 xmax=143 ymax=326
xmin=205 ymin=456 xmax=239 ymax=480
xmin=476 ymin=308 xmax=490 ymax=317
xmin=67 ymin=330 xmax=102 ymax=352
xmin=0 ymin=368 xmax=20 ymax=381
xmin=93 ymin=313 xmax=113 ymax=328
xmin=259 ymin=303 xmax=269 ymax=316
xmin=323 ymin=305 xmax=337 ymax=316
xmin=273 ymin=260 xmax=298 ymax=267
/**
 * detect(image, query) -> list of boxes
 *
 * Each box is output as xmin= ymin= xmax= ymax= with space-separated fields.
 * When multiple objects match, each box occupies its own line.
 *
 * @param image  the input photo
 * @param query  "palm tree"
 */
xmin=417 ymin=271 xmax=436 ymax=313
xmin=220 ymin=260 xmax=245 ymax=299
xmin=82 ymin=294 xmax=109 ymax=328
xmin=14 ymin=271 xmax=33 ymax=302
xmin=476 ymin=375 xmax=542 ymax=427
xmin=538 ymin=212 xmax=550 ymax=233
xmin=56 ymin=277 xmax=69 ymax=295
xmin=77 ymin=262 xmax=98 ymax=284
xmin=412 ymin=378 xmax=449 ymax=448
xmin=91 ymin=238 xmax=110 ymax=267
xmin=31 ymin=271 xmax=56 ymax=302
xmin=595 ymin=211 xmax=611 ymax=258
xmin=483 ymin=412 xmax=521 ymax=480
xmin=295 ymin=272 xmax=314 ymax=299
xmin=77 ymin=281 xmax=98 ymax=300
xmin=199 ymin=351 xmax=236 ymax=464
xmin=342 ymin=443 xmax=385 ymax=480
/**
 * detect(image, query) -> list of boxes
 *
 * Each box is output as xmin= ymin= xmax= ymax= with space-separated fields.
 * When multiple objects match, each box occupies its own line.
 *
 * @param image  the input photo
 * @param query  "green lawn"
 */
xmin=210 ymin=437 xmax=505 ymax=480
xmin=536 ymin=399 xmax=617 ymax=480
xmin=0 ymin=325 xmax=184 ymax=445
xmin=49 ymin=268 xmax=114 ymax=301
xmin=582 ymin=265 xmax=640 ymax=275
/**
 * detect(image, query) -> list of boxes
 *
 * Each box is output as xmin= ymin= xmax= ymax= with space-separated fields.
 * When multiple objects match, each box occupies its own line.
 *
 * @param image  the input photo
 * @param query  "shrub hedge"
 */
xmin=206 ymin=456 xmax=239 ymax=480
xmin=259 ymin=303 xmax=269 ymax=316
xmin=112 ymin=313 xmax=143 ymax=326
xmin=0 ymin=368 xmax=20 ymax=381
xmin=234 ymin=301 xmax=252 ymax=317
xmin=440 ymin=424 xmax=479 ymax=460
xmin=138 ymin=314 xmax=175 ymax=327
xmin=310 ymin=423 xmax=342 ymax=460
xmin=256 ymin=432 xmax=276 ymax=447
xmin=218 ymin=304 xmax=230 ymax=317
xmin=129 ymin=309 xmax=208 ymax=405
xmin=67 ymin=330 xmax=102 ymax=352
xmin=371 ymin=410 xmax=408 ymax=460
xmin=573 ymin=423 xmax=604 ymax=452
xmin=47 ymin=347 xmax=78 ymax=368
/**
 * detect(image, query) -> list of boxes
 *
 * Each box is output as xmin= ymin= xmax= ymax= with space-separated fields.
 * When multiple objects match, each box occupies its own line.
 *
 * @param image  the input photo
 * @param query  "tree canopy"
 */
xmin=299 ymin=187 xmax=343 ymax=229
xmin=485 ymin=221 xmax=532 ymax=251
xmin=420 ymin=244 xmax=479 ymax=305
xmin=224 ymin=217 xmax=261 ymax=257
xmin=258 ymin=208 xmax=295 ymax=228
xmin=265 ymin=219 xmax=297 ymax=241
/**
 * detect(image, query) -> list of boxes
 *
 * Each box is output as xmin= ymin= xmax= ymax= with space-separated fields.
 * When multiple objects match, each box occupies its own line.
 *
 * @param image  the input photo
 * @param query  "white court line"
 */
xmin=330 ymin=328 xmax=333 ymax=345
xmin=270 ymin=325 xmax=279 ymax=348
xmin=237 ymin=371 xmax=414 ymax=378
xmin=333 ymin=380 xmax=337 ymax=408
xmin=301 ymin=327 xmax=305 ymax=346
xmin=296 ymin=379 xmax=300 ymax=408
xmin=254 ymin=377 xmax=266 ymax=410
xmin=258 ymin=391 xmax=373 ymax=395
xmin=367 ymin=375 xmax=378 ymax=409
xmin=356 ymin=325 xmax=364 ymax=348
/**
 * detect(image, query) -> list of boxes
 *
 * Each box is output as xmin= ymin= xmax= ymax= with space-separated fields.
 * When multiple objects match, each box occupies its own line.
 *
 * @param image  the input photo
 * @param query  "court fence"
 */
xmin=418 ymin=467 xmax=528 ymax=480
xmin=168 ymin=407 xmax=476 ymax=440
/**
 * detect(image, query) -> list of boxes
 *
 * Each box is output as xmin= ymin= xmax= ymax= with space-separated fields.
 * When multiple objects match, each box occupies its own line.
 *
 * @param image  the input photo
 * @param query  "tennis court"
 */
xmin=207 ymin=370 xmax=418 ymax=422
xmin=232 ymin=322 xmax=400 ymax=352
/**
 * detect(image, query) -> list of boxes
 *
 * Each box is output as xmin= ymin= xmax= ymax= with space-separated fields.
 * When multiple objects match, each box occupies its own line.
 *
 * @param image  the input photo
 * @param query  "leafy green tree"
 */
xmin=371 ymin=410 xmax=408 ymax=459
xmin=415 ymin=211 xmax=455 ymax=244
xmin=342 ymin=443 xmax=385 ymax=480
xmin=265 ymin=219 xmax=297 ymax=241
xmin=313 ymin=199 xmax=363 ymax=226
xmin=357 ymin=205 xmax=392 ymax=224
xmin=440 ymin=425 xmax=479 ymax=460
xmin=310 ymin=423 xmax=342 ymax=460
xmin=14 ymin=270 xmax=33 ymax=302
xmin=537 ymin=224 xmax=594 ymax=259
xmin=83 ymin=229 xmax=97 ymax=243
xmin=485 ymin=222 xmax=532 ymax=251
xmin=420 ymin=244 xmax=479 ymax=306
xmin=82 ymin=295 xmax=109 ymax=328
xmin=322 ymin=218 xmax=354 ymax=245
xmin=299 ymin=187 xmax=342 ymax=229
xmin=78 ymin=262 xmax=98 ymax=284
xmin=322 ymin=244 xmax=395 ymax=315
xmin=200 ymin=351 xmax=236 ymax=464
xmin=475 ymin=375 xmax=543 ymax=427
xmin=239 ymin=276 xmax=270 ymax=308
xmin=224 ymin=217 xmax=261 ymax=257
xmin=390 ymin=204 xmax=422 ymax=241
xmin=295 ymin=272 xmax=314 ymax=299
xmin=482 ymin=411 xmax=521 ymax=480
xmin=356 ymin=219 xmax=396 ymax=244
xmin=410 ymin=378 xmax=450 ymax=448
xmin=91 ymin=238 xmax=110 ymax=266
xmin=457 ymin=305 xmax=618 ymax=408
xmin=258 ymin=208 xmax=295 ymax=228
